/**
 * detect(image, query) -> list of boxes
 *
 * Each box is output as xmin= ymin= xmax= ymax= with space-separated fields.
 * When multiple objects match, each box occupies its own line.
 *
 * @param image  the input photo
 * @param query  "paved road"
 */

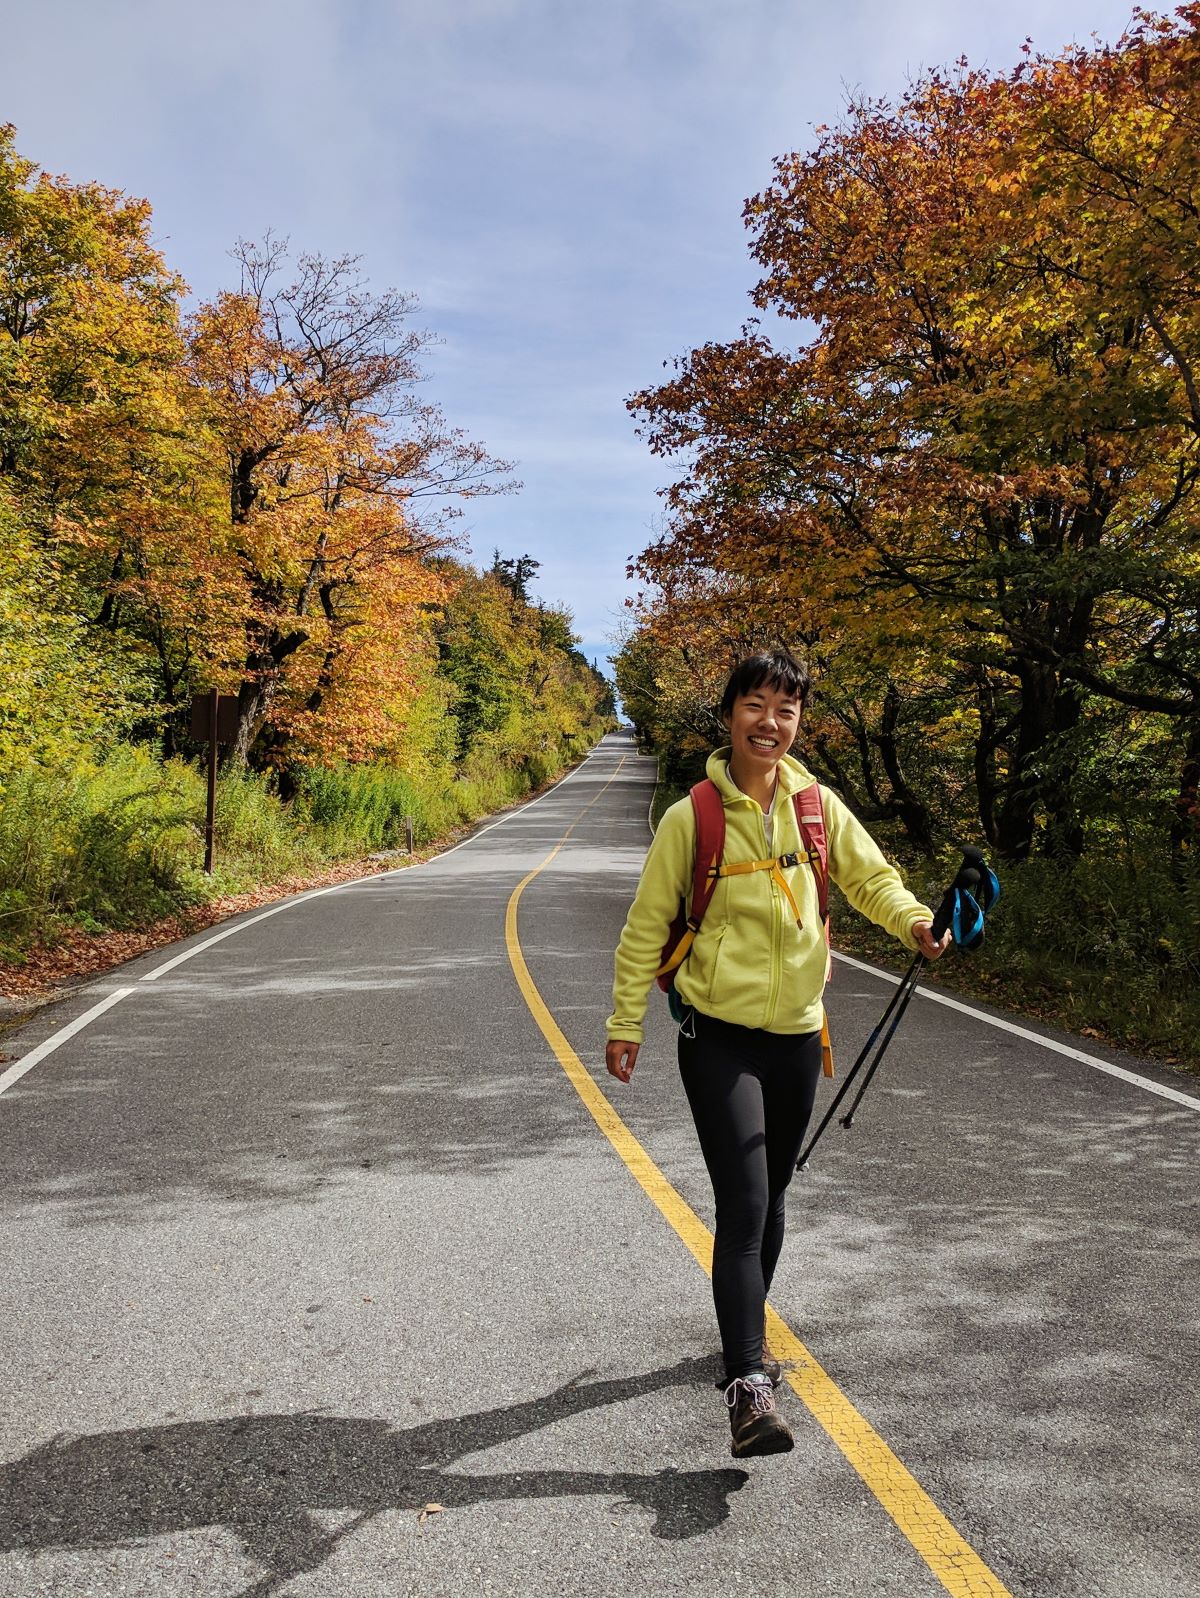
xmin=2 ymin=732 xmax=1198 ymax=1598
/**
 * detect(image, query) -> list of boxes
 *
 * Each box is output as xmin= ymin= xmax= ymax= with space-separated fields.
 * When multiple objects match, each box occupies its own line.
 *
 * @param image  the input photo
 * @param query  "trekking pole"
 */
xmin=836 ymin=858 xmax=990 ymax=1129
xmin=795 ymin=953 xmax=923 ymax=1170
xmin=796 ymin=847 xmax=995 ymax=1171
xmin=838 ymin=954 xmax=927 ymax=1128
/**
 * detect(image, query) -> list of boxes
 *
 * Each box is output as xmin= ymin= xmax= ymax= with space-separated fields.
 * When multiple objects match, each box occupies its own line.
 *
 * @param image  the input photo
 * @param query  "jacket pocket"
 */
xmin=686 ymin=921 xmax=727 ymax=1003
xmin=776 ymin=925 xmax=830 ymax=1029
xmin=706 ymin=922 xmax=728 ymax=1002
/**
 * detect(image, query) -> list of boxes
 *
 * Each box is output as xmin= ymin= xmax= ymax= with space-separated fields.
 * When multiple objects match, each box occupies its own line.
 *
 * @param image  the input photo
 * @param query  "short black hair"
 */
xmin=719 ymin=649 xmax=811 ymax=722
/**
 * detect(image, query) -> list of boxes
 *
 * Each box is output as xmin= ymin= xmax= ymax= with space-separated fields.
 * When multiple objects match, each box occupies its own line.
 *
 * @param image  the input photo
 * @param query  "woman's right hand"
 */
xmin=606 ymin=1040 xmax=639 ymax=1083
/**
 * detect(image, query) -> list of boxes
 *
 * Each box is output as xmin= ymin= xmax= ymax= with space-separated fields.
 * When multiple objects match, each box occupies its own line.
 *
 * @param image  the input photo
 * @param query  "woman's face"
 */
xmin=724 ymin=680 xmax=803 ymax=772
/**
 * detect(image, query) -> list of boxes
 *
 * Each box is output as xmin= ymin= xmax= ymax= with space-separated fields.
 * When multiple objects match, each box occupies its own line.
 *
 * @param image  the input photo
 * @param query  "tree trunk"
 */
xmin=974 ymin=686 xmax=1001 ymax=852
xmin=874 ymin=683 xmax=935 ymax=856
xmin=227 ymin=622 xmax=309 ymax=767
xmin=228 ymin=676 xmax=274 ymax=767
xmin=992 ymin=662 xmax=1059 ymax=862
xmin=1039 ymin=681 xmax=1086 ymax=860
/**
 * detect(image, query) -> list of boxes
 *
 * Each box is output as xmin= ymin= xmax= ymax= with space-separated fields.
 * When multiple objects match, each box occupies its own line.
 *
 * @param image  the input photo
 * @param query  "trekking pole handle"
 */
xmin=929 ymin=847 xmax=985 ymax=941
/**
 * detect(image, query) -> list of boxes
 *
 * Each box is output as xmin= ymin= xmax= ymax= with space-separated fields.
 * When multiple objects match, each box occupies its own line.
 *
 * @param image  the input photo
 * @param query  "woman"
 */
xmin=605 ymin=649 xmax=949 ymax=1459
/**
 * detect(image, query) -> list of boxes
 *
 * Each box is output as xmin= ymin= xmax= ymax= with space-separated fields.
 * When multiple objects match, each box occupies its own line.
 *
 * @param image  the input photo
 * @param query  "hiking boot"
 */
xmin=713 ymin=1355 xmax=782 ymax=1390
xmin=723 ymin=1372 xmax=794 ymax=1458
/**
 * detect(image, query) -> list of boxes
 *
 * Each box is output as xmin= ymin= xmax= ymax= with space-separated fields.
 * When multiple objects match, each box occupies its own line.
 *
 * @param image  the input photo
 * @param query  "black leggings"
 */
xmin=678 ymin=1009 xmax=823 ymax=1381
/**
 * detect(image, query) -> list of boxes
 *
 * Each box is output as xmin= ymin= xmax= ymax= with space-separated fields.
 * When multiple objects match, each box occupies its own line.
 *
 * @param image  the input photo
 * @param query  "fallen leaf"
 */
xmin=0 ymin=855 xmax=406 ymax=1004
xmin=1080 ymin=1027 xmax=1102 ymax=1039
xmin=417 ymin=1503 xmax=444 ymax=1524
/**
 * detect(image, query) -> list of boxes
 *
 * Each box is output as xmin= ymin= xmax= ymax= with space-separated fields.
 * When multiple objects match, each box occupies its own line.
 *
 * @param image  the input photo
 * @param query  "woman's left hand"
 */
xmin=914 ymin=921 xmax=952 ymax=960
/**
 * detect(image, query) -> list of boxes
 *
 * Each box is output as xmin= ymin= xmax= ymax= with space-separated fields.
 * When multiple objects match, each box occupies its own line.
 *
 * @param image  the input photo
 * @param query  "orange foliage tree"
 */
xmin=628 ymin=7 xmax=1200 ymax=861
xmin=188 ymin=239 xmax=514 ymax=773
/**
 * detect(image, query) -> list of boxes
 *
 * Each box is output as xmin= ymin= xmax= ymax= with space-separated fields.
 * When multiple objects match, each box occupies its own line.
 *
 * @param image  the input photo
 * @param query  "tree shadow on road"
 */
xmin=2 ymin=1355 xmax=748 ymax=1595
xmin=1 ymin=944 xmax=604 ymax=1224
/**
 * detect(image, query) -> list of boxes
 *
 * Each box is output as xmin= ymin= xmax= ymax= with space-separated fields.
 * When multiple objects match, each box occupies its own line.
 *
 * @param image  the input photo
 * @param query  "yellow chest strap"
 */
xmin=710 ymin=847 xmax=823 ymax=928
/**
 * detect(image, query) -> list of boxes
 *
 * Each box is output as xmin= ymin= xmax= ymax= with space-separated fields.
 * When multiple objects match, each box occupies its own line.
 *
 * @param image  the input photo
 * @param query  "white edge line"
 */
xmin=140 ymin=888 xmax=350 ymax=980
xmin=0 ymin=744 xmax=615 ymax=1089
xmin=140 ymin=741 xmax=606 ymax=983
xmin=0 ymin=987 xmax=135 ymax=1098
xmin=832 ymin=949 xmax=1200 ymax=1114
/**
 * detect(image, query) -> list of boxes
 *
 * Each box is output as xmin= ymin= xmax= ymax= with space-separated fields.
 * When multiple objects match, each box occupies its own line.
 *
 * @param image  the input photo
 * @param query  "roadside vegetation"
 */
xmin=619 ymin=10 xmax=1200 ymax=1071
xmin=0 ymin=129 xmax=613 ymax=969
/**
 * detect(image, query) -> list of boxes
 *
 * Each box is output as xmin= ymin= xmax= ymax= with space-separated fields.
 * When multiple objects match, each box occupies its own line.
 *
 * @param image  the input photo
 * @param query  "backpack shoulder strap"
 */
xmin=793 ymin=780 xmax=835 ymax=1072
xmin=654 ymin=778 xmax=725 ymax=989
xmin=792 ymin=781 xmax=829 ymax=935
xmin=688 ymin=778 xmax=726 ymax=924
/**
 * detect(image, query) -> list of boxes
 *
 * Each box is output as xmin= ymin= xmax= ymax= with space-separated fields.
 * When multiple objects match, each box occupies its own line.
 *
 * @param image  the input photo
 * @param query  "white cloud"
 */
xmin=4 ymin=0 xmax=1141 ymax=657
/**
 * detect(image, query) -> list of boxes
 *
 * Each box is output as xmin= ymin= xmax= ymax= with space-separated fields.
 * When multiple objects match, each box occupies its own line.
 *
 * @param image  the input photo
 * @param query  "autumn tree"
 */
xmin=435 ymin=556 xmax=613 ymax=773
xmin=616 ymin=570 xmax=947 ymax=850
xmin=188 ymin=238 xmax=514 ymax=771
xmin=1005 ymin=8 xmax=1200 ymax=864
xmin=0 ymin=122 xmax=220 ymax=760
xmin=0 ymin=126 xmax=615 ymax=965
xmin=628 ymin=8 xmax=1200 ymax=862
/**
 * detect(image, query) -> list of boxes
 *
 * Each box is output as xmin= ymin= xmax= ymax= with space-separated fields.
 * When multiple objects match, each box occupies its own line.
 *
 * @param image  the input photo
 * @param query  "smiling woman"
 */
xmin=603 ymin=647 xmax=948 ymax=1458
xmin=718 ymin=653 xmax=807 ymax=820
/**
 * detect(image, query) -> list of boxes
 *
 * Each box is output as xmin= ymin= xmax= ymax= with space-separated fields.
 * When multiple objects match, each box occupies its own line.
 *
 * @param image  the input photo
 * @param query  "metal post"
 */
xmin=204 ymin=687 xmax=218 ymax=874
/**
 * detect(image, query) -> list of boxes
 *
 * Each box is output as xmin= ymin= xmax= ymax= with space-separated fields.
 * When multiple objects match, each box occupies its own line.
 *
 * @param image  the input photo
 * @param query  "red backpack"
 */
xmin=655 ymin=778 xmax=835 ymax=1075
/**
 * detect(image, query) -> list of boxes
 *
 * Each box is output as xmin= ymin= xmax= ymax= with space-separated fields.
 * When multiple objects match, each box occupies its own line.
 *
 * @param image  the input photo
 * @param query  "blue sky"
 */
xmin=4 ymin=0 xmax=1138 ymax=667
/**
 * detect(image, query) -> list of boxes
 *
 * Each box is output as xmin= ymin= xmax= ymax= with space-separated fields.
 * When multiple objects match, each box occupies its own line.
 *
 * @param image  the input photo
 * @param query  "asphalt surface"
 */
xmin=2 ymin=731 xmax=1198 ymax=1598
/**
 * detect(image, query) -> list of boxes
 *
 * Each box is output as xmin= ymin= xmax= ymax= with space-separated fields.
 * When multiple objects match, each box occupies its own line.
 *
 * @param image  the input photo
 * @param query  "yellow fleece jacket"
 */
xmin=606 ymin=748 xmax=933 ymax=1043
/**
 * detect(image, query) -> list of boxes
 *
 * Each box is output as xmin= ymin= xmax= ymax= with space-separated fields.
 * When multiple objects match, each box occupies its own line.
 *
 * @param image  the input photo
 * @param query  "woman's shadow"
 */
xmin=3 ymin=1355 xmax=749 ymax=1596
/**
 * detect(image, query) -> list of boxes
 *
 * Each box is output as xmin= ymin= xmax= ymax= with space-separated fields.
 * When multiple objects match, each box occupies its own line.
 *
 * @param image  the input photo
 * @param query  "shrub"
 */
xmin=830 ymin=839 xmax=1200 ymax=1067
xmin=0 ymin=749 xmax=204 ymax=948
xmin=297 ymin=763 xmax=428 ymax=853
xmin=212 ymin=767 xmax=314 ymax=882
xmin=0 ymin=733 xmax=599 ymax=960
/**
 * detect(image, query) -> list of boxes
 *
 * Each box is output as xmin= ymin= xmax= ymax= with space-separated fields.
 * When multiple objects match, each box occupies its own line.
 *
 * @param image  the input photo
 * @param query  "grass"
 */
xmin=650 ymin=780 xmax=685 ymax=833
xmin=828 ymin=844 xmax=1200 ymax=1073
xmin=0 ymin=750 xmax=209 ymax=948
xmin=0 ymin=740 xmax=592 ymax=963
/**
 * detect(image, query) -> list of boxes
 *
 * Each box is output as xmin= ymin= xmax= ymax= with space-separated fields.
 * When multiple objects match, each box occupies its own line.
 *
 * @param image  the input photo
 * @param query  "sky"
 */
xmin=3 ymin=0 xmax=1141 ymax=669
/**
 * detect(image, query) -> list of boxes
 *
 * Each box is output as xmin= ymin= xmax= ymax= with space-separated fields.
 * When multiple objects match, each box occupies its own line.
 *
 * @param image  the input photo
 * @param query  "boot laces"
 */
xmin=723 ymin=1376 xmax=775 ymax=1415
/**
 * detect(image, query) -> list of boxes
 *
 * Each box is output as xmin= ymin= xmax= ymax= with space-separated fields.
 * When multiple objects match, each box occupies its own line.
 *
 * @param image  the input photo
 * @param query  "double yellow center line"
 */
xmin=505 ymin=755 xmax=1012 ymax=1598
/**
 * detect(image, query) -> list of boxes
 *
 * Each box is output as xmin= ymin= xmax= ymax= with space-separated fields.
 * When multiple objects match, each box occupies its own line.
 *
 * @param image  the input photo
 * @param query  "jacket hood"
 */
xmin=706 ymin=746 xmax=818 ymax=804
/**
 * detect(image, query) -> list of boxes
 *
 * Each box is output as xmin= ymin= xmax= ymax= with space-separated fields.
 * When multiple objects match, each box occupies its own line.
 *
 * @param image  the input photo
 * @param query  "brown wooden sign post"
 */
xmin=189 ymin=690 xmax=240 ymax=874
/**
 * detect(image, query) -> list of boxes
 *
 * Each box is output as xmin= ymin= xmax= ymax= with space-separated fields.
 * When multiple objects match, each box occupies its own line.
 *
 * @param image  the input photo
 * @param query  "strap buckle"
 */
xmin=778 ymin=849 xmax=821 ymax=871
